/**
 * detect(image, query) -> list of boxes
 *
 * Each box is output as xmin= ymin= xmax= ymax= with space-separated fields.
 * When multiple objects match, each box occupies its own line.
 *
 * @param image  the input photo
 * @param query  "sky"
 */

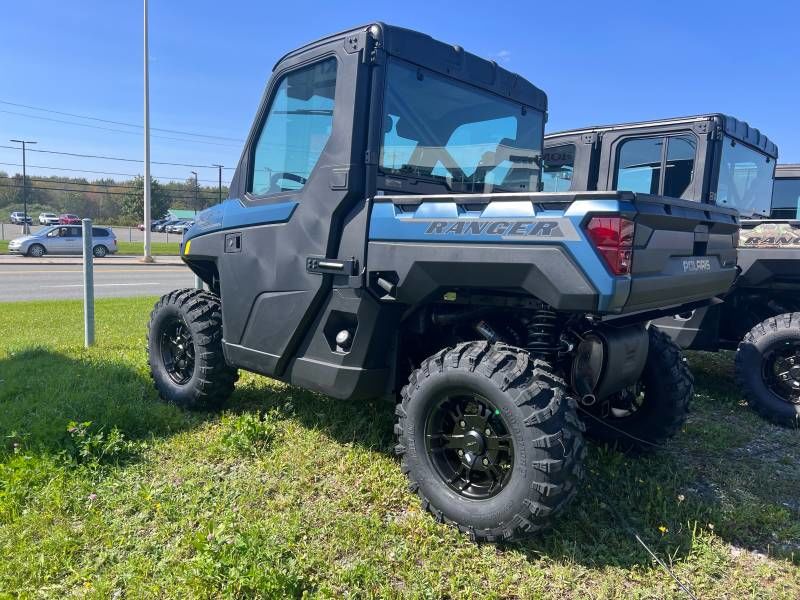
xmin=1 ymin=0 xmax=799 ymax=187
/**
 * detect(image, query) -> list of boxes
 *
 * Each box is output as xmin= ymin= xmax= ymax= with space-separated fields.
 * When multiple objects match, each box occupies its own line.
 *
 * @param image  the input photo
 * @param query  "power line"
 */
xmin=0 ymin=144 xmax=237 ymax=169
xmin=0 ymin=109 xmax=242 ymax=148
xmin=0 ymin=162 xmax=230 ymax=184
xmin=0 ymin=99 xmax=244 ymax=142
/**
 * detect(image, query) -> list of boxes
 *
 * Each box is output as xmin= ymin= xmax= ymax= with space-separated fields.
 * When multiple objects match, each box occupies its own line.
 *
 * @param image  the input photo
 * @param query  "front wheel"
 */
xmin=735 ymin=313 xmax=800 ymax=427
xmin=147 ymin=289 xmax=238 ymax=410
xmin=583 ymin=327 xmax=693 ymax=453
xmin=395 ymin=342 xmax=585 ymax=542
xmin=27 ymin=244 xmax=45 ymax=258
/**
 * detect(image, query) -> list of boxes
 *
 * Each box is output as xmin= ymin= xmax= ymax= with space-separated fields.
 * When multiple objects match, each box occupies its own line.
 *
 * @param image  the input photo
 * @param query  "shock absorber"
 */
xmin=524 ymin=307 xmax=559 ymax=362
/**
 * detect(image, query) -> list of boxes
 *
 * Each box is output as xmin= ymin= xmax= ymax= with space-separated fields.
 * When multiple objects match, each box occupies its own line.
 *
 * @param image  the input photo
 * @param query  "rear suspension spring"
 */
xmin=525 ymin=308 xmax=560 ymax=362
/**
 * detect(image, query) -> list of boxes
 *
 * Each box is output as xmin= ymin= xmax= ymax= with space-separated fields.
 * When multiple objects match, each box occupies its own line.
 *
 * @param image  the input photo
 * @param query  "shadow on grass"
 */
xmin=225 ymin=370 xmax=799 ymax=568
xmin=0 ymin=347 xmax=206 ymax=457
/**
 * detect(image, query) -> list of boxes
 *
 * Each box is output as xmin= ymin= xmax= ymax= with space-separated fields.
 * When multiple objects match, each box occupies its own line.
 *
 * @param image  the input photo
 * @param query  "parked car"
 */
xmin=38 ymin=212 xmax=59 ymax=225
xmin=58 ymin=214 xmax=81 ymax=224
xmin=165 ymin=220 xmax=193 ymax=234
xmin=152 ymin=218 xmax=171 ymax=231
xmin=155 ymin=219 xmax=180 ymax=232
xmin=7 ymin=225 xmax=118 ymax=257
xmin=9 ymin=211 xmax=32 ymax=225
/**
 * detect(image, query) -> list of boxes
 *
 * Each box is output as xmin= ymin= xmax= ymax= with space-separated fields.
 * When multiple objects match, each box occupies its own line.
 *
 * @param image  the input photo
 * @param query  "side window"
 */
xmin=772 ymin=179 xmax=800 ymax=219
xmin=250 ymin=58 xmax=337 ymax=196
xmin=663 ymin=136 xmax=696 ymax=198
xmin=92 ymin=227 xmax=108 ymax=237
xmin=616 ymin=137 xmax=663 ymax=194
xmin=68 ymin=227 xmax=82 ymax=237
xmin=541 ymin=144 xmax=576 ymax=192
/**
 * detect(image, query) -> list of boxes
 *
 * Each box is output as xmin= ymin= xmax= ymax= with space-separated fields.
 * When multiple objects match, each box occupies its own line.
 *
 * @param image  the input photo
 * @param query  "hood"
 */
xmin=10 ymin=234 xmax=37 ymax=244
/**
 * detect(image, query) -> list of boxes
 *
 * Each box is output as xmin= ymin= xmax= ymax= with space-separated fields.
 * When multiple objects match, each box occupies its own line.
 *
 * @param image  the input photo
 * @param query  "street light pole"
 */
xmin=10 ymin=139 xmax=36 ymax=233
xmin=190 ymin=171 xmax=198 ymax=214
xmin=142 ymin=0 xmax=153 ymax=262
xmin=212 ymin=164 xmax=223 ymax=203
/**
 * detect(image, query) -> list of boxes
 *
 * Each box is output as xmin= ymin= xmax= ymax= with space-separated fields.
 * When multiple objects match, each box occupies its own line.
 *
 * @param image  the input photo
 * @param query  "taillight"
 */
xmin=584 ymin=216 xmax=635 ymax=276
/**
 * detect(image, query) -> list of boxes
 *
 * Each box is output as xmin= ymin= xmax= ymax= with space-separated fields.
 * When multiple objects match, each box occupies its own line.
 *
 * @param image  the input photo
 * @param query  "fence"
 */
xmin=0 ymin=223 xmax=182 ymax=244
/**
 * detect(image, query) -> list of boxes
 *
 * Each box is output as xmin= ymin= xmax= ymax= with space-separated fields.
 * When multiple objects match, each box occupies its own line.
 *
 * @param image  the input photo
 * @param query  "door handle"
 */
xmin=306 ymin=256 xmax=357 ymax=275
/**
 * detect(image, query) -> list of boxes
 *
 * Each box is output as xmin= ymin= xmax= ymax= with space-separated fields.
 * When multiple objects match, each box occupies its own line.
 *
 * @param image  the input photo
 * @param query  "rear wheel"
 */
xmin=92 ymin=244 xmax=108 ymax=258
xmin=736 ymin=313 xmax=800 ymax=427
xmin=147 ymin=288 xmax=237 ymax=410
xmin=395 ymin=341 xmax=585 ymax=542
xmin=27 ymin=244 xmax=45 ymax=258
xmin=584 ymin=327 xmax=693 ymax=453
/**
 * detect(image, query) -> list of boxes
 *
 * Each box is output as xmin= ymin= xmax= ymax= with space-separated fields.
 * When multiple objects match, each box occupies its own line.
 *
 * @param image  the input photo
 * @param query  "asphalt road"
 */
xmin=0 ymin=263 xmax=195 ymax=301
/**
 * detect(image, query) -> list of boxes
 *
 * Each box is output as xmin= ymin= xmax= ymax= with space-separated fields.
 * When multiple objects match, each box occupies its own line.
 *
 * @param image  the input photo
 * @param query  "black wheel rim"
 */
xmin=159 ymin=317 xmax=196 ymax=385
xmin=424 ymin=390 xmax=514 ymax=500
xmin=762 ymin=340 xmax=800 ymax=405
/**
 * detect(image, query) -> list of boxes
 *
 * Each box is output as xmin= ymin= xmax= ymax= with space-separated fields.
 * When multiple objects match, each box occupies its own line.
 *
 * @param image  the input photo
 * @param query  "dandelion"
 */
xmin=677 ymin=494 xmax=685 ymax=503
xmin=88 ymin=493 xmax=97 ymax=501
xmin=658 ymin=525 xmax=668 ymax=534
xmin=708 ymin=523 xmax=715 ymax=530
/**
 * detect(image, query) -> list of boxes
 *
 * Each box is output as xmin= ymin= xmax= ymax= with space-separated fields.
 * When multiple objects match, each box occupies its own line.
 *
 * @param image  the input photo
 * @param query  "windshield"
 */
xmin=772 ymin=178 xmax=800 ymax=219
xmin=715 ymin=137 xmax=774 ymax=216
xmin=380 ymin=59 xmax=544 ymax=193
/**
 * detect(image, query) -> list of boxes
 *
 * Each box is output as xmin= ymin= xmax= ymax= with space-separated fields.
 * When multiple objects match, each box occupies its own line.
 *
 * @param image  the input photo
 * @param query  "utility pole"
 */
xmin=142 ymin=0 xmax=154 ymax=262
xmin=190 ymin=170 xmax=198 ymax=214
xmin=10 ymin=139 xmax=36 ymax=233
xmin=212 ymin=164 xmax=223 ymax=203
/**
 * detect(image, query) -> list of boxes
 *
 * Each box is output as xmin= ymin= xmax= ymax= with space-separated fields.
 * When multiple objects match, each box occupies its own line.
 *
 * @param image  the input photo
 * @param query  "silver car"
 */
xmin=8 ymin=225 xmax=118 ymax=257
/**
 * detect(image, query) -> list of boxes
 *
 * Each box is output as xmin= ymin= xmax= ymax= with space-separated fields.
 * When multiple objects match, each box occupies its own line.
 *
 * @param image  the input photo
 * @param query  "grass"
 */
xmin=0 ymin=240 xmax=180 ymax=255
xmin=1 ymin=298 xmax=798 ymax=598
xmin=116 ymin=241 xmax=180 ymax=255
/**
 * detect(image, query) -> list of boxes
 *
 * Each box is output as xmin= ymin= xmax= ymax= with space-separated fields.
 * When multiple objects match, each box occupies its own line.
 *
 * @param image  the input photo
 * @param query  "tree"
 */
xmin=119 ymin=176 xmax=171 ymax=224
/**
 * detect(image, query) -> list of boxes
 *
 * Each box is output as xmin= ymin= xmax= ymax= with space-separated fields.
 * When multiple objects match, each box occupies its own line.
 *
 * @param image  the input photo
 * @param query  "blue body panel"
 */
xmin=184 ymin=198 xmax=298 ymax=242
xmin=368 ymin=198 xmax=634 ymax=311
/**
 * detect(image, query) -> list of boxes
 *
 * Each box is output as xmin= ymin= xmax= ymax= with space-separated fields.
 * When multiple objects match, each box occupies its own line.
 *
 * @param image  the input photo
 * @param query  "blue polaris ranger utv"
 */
xmin=147 ymin=24 xmax=740 ymax=541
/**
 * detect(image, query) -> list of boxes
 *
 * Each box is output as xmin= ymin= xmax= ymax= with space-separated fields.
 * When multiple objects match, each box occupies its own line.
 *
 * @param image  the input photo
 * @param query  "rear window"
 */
xmin=92 ymin=227 xmax=110 ymax=237
xmin=542 ymin=144 xmax=575 ymax=192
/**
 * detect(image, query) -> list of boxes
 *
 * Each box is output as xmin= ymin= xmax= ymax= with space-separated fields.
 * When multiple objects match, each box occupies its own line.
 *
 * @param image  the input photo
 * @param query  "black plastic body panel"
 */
xmin=367 ymin=241 xmax=600 ymax=312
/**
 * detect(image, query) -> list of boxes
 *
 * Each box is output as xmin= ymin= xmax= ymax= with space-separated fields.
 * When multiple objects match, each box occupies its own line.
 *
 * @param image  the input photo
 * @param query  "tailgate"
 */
xmin=625 ymin=194 xmax=739 ymax=313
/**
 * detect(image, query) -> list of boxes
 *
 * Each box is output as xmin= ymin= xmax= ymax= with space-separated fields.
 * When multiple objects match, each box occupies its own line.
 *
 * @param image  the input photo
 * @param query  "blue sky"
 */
xmin=1 ymin=0 xmax=798 ymax=186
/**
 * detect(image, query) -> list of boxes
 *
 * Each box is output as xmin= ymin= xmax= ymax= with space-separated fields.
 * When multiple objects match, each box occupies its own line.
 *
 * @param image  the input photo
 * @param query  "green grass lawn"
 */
xmin=1 ymin=298 xmax=798 ymax=598
xmin=116 ymin=241 xmax=180 ymax=255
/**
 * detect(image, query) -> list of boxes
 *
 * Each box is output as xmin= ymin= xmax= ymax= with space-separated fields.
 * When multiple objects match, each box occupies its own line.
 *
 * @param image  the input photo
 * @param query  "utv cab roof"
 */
xmin=273 ymin=22 xmax=548 ymax=112
xmin=776 ymin=164 xmax=800 ymax=178
xmin=547 ymin=113 xmax=778 ymax=159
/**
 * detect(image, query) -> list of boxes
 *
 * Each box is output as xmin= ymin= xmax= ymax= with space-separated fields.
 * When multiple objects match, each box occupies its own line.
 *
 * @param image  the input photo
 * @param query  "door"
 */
xmin=218 ymin=32 xmax=369 ymax=377
xmin=44 ymin=226 xmax=70 ymax=253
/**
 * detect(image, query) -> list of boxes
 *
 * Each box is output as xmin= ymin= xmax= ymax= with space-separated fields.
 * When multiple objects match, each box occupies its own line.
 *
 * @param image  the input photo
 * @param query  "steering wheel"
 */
xmin=269 ymin=171 xmax=307 ymax=192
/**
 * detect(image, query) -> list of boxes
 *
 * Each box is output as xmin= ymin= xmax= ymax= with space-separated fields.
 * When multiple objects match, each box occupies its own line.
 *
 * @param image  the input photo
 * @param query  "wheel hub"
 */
xmin=463 ymin=429 xmax=486 ymax=457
